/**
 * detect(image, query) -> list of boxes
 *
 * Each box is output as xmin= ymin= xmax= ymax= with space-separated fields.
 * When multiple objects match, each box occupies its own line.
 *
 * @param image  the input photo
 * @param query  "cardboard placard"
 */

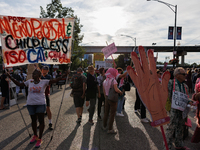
xmin=0 ymin=15 xmax=74 ymax=67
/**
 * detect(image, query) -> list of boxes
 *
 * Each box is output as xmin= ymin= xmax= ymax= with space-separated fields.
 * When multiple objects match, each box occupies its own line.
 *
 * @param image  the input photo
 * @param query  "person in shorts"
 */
xmin=70 ymin=68 xmax=86 ymax=124
xmin=7 ymin=69 xmax=69 ymax=148
xmin=41 ymin=66 xmax=53 ymax=130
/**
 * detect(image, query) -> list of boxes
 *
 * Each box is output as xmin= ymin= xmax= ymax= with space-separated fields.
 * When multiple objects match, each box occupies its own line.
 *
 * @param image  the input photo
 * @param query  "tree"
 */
xmin=115 ymin=54 xmax=131 ymax=70
xmin=40 ymin=0 xmax=85 ymax=71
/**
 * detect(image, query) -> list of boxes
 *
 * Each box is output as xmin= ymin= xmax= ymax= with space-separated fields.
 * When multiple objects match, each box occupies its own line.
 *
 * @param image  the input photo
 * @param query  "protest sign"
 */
xmin=127 ymin=46 xmax=171 ymax=127
xmin=101 ymin=43 xmax=117 ymax=58
xmin=127 ymin=46 xmax=171 ymax=150
xmin=95 ymin=61 xmax=105 ymax=70
xmin=171 ymin=91 xmax=188 ymax=111
xmin=105 ymin=59 xmax=113 ymax=68
xmin=0 ymin=15 xmax=74 ymax=67
xmin=93 ymin=53 xmax=104 ymax=66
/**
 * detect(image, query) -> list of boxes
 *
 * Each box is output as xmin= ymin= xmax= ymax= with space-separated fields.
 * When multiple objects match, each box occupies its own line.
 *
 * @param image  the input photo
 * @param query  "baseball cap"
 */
xmin=42 ymin=66 xmax=49 ymax=70
xmin=77 ymin=68 xmax=83 ymax=72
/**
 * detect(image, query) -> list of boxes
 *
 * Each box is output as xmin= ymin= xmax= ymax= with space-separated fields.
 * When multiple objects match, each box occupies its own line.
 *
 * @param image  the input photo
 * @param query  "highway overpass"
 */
xmin=83 ymin=45 xmax=200 ymax=65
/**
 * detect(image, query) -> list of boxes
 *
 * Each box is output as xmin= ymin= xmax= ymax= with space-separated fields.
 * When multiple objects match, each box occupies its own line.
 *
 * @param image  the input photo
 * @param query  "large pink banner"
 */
xmin=101 ymin=43 xmax=117 ymax=58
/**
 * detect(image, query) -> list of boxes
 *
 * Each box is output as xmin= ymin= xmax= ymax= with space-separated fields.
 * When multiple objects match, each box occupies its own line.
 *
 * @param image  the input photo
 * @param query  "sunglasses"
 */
xmin=179 ymin=73 xmax=186 ymax=76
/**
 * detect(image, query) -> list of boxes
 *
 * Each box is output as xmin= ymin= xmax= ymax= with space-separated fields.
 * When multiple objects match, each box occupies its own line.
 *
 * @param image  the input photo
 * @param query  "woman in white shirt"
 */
xmin=7 ymin=69 xmax=68 ymax=148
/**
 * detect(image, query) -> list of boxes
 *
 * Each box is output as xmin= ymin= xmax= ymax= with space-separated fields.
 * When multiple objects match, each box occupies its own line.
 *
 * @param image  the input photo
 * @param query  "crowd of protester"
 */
xmin=1 ymin=65 xmax=200 ymax=149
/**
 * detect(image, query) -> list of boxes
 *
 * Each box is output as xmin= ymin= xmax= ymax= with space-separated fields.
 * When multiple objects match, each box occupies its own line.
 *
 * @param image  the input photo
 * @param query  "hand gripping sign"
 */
xmin=127 ymin=46 xmax=171 ymax=127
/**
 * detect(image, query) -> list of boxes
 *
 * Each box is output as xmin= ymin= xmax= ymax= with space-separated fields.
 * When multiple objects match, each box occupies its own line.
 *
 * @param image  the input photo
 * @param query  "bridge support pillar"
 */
xmin=177 ymin=51 xmax=187 ymax=66
xmin=181 ymin=55 xmax=185 ymax=65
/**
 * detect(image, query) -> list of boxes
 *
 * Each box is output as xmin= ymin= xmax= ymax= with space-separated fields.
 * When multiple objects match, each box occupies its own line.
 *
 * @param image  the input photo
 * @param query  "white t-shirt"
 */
xmin=24 ymin=79 xmax=49 ymax=105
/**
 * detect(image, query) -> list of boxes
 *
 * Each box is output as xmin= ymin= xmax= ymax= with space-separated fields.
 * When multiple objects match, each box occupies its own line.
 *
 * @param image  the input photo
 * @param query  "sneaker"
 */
xmin=48 ymin=123 xmax=53 ymax=130
xmin=116 ymin=113 xmax=124 ymax=117
xmin=35 ymin=139 xmax=42 ymax=148
xmin=141 ymin=118 xmax=149 ymax=123
xmin=76 ymin=118 xmax=81 ymax=124
xmin=88 ymin=120 xmax=94 ymax=125
xmin=23 ymin=104 xmax=27 ymax=107
xmin=98 ymin=116 xmax=102 ymax=121
xmin=30 ymin=135 xmax=38 ymax=144
xmin=107 ymin=129 xmax=117 ymax=134
xmin=101 ymin=126 xmax=107 ymax=131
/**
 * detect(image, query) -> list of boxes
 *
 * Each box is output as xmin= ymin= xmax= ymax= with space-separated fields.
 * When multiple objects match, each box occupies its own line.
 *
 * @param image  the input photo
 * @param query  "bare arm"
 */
xmin=82 ymin=82 xmax=86 ymax=96
xmin=114 ymin=84 xmax=123 ymax=94
xmin=118 ymin=72 xmax=127 ymax=79
xmin=7 ymin=73 xmax=25 ymax=87
xmin=49 ymin=71 xmax=69 ymax=85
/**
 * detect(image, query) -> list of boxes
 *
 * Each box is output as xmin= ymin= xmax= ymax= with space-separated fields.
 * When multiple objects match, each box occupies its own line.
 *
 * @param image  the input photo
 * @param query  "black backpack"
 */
xmin=71 ymin=74 xmax=82 ymax=90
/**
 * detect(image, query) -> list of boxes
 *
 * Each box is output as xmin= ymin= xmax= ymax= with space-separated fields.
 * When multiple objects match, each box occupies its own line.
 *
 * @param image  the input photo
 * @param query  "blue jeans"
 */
xmin=117 ymin=96 xmax=124 ymax=113
xmin=27 ymin=105 xmax=46 ymax=115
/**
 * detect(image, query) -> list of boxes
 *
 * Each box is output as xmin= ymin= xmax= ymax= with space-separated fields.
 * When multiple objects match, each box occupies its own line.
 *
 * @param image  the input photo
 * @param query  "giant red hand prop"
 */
xmin=127 ymin=46 xmax=170 ymax=127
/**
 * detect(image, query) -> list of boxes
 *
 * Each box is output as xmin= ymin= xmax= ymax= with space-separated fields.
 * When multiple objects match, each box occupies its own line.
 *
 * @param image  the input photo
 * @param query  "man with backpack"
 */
xmin=70 ymin=68 xmax=86 ymax=124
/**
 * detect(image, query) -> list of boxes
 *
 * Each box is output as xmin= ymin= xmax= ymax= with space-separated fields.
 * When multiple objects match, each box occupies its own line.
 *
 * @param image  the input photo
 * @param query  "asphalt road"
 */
xmin=0 ymin=85 xmax=200 ymax=150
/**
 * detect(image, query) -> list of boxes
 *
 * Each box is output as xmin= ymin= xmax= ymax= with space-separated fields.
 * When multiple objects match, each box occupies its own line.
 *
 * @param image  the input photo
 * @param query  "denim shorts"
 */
xmin=27 ymin=105 xmax=46 ymax=115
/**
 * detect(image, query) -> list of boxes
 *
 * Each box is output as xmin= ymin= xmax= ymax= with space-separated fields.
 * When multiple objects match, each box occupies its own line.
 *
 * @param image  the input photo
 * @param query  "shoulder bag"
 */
xmin=108 ymin=79 xmax=118 ymax=102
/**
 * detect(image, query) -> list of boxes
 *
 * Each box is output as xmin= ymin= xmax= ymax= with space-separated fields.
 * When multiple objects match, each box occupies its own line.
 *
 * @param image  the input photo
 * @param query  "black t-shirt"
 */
xmin=1 ymin=74 xmax=9 ymax=89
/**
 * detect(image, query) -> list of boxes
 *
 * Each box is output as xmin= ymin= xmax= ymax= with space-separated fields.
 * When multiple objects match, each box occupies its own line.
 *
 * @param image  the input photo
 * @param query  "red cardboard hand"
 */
xmin=127 ymin=46 xmax=170 ymax=127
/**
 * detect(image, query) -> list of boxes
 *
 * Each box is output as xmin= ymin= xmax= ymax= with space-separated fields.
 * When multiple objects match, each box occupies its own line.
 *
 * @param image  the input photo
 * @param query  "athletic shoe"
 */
xmin=98 ymin=116 xmax=102 ymax=121
xmin=101 ymin=126 xmax=107 ymax=131
xmin=135 ymin=109 xmax=141 ymax=113
xmin=141 ymin=118 xmax=149 ymax=123
xmin=23 ymin=104 xmax=27 ymax=107
xmin=107 ymin=129 xmax=117 ymax=134
xmin=116 ymin=113 xmax=124 ymax=117
xmin=76 ymin=118 xmax=81 ymax=124
xmin=48 ymin=123 xmax=53 ymax=130
xmin=88 ymin=120 xmax=94 ymax=125
xmin=30 ymin=135 xmax=38 ymax=144
xmin=35 ymin=139 xmax=42 ymax=148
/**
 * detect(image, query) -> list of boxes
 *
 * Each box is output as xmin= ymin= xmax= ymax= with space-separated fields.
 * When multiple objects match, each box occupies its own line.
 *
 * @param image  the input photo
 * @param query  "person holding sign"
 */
xmin=165 ymin=67 xmax=190 ymax=150
xmin=6 ymin=69 xmax=69 ymax=148
xmin=191 ymin=73 xmax=200 ymax=143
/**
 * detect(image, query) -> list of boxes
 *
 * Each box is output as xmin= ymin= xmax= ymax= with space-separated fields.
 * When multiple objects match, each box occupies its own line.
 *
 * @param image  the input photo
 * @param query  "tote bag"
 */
xmin=108 ymin=79 xmax=118 ymax=102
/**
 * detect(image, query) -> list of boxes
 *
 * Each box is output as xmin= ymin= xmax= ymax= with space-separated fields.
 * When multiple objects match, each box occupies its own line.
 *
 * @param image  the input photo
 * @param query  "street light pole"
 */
xmin=147 ymin=0 xmax=177 ymax=67
xmin=121 ymin=34 xmax=136 ymax=48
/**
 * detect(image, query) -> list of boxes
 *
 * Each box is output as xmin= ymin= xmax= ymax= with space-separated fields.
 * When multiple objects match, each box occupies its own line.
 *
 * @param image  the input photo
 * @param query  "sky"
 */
xmin=0 ymin=0 xmax=200 ymax=64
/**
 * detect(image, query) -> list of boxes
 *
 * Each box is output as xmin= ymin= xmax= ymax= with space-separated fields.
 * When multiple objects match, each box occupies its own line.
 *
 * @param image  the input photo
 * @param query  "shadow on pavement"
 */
xmin=113 ymin=111 xmax=151 ymax=150
xmin=0 ymin=123 xmax=32 ymax=150
xmin=142 ymin=122 xmax=163 ymax=150
xmin=56 ymin=124 xmax=80 ymax=150
xmin=81 ymin=123 xmax=92 ymax=150
xmin=92 ymin=120 xmax=101 ymax=150
xmin=0 ymin=109 xmax=20 ymax=121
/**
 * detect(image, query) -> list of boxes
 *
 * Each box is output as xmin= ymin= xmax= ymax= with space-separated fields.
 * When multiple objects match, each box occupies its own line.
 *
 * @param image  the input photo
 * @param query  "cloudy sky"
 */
xmin=0 ymin=0 xmax=200 ymax=64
